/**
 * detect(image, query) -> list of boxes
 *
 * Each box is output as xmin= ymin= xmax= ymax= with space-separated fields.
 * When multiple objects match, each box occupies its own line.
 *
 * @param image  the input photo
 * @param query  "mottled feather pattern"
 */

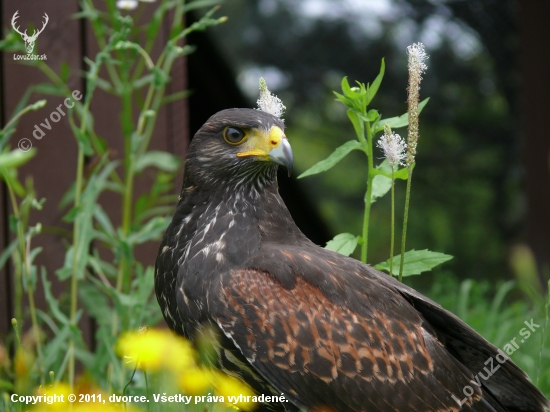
xmin=217 ymin=269 xmax=488 ymax=411
xmin=155 ymin=109 xmax=550 ymax=412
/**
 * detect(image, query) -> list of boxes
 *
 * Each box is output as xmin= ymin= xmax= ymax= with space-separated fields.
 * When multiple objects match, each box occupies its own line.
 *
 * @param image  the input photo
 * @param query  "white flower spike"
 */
xmin=377 ymin=126 xmax=407 ymax=168
xmin=406 ymin=42 xmax=429 ymax=166
xmin=117 ymin=0 xmax=139 ymax=10
xmin=257 ymin=78 xmax=286 ymax=119
xmin=407 ymin=43 xmax=428 ymax=77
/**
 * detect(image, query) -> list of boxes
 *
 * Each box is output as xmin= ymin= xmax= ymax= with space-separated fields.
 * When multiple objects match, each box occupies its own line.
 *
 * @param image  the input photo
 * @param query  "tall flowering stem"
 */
xmin=399 ymin=43 xmax=428 ymax=282
xmin=378 ymin=125 xmax=406 ymax=276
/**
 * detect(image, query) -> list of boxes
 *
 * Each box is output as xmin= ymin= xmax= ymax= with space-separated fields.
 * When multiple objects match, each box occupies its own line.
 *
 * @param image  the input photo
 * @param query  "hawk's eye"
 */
xmin=223 ymin=126 xmax=246 ymax=145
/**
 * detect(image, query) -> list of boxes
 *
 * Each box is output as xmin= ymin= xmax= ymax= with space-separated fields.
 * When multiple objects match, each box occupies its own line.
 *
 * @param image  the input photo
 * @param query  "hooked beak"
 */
xmin=269 ymin=138 xmax=293 ymax=176
xmin=236 ymin=126 xmax=294 ymax=176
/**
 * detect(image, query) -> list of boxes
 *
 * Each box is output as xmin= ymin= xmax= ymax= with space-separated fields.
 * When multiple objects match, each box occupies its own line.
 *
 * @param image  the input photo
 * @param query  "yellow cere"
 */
xmin=237 ymin=126 xmax=284 ymax=159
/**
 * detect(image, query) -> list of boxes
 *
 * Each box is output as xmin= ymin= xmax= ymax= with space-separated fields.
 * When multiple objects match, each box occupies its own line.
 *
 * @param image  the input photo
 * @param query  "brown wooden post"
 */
xmin=519 ymin=1 xmax=550 ymax=281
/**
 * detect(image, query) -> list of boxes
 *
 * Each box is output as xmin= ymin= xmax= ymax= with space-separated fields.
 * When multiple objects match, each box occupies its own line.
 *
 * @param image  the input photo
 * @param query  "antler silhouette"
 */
xmin=28 ymin=13 xmax=49 ymax=41
xmin=11 ymin=10 xmax=27 ymax=38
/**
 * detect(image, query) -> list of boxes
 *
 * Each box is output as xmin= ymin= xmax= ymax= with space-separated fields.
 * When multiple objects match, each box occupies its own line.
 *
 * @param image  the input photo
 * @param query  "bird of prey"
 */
xmin=155 ymin=107 xmax=550 ymax=412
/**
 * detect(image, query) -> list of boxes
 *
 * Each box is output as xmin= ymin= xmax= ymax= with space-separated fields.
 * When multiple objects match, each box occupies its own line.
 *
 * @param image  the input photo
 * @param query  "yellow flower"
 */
xmin=179 ymin=367 xmax=212 ymax=395
xmin=116 ymin=328 xmax=195 ymax=373
xmin=214 ymin=373 xmax=257 ymax=411
xmin=33 ymin=382 xmax=72 ymax=410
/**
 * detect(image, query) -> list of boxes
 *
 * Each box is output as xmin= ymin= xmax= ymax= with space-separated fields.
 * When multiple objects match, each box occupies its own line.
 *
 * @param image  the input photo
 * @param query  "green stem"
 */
xmin=5 ymin=181 xmax=45 ymax=381
xmin=68 ymin=148 xmax=85 ymax=388
xmin=398 ymin=166 xmax=414 ymax=282
xmin=5 ymin=184 xmax=22 ymax=324
xmin=389 ymin=168 xmax=395 ymax=276
xmin=68 ymin=72 xmax=93 ymax=386
xmin=361 ymin=121 xmax=374 ymax=263
xmin=22 ymin=222 xmax=45 ymax=382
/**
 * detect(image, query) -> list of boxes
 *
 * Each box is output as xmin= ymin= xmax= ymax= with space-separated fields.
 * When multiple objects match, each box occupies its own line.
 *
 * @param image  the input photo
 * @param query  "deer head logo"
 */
xmin=11 ymin=11 xmax=49 ymax=54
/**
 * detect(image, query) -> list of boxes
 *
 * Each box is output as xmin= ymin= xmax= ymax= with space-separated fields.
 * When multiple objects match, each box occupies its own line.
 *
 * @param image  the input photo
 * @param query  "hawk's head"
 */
xmin=184 ymin=109 xmax=293 ymax=191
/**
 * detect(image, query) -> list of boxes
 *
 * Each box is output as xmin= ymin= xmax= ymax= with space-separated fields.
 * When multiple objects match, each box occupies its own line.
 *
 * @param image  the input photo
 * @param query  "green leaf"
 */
xmin=365 ymin=58 xmax=385 ymax=106
xmin=152 ymin=67 xmax=170 ymax=88
xmin=135 ymin=151 xmax=182 ymax=173
xmin=370 ymin=160 xmax=392 ymax=204
xmin=341 ymin=76 xmax=353 ymax=96
xmin=377 ymin=97 xmax=430 ymax=131
xmin=0 ymin=148 xmax=36 ymax=169
xmin=298 ymin=140 xmax=363 ymax=179
xmin=0 ymin=167 xmax=26 ymax=197
xmin=183 ymin=0 xmax=223 ymax=13
xmin=325 ymin=233 xmax=359 ymax=257
xmin=72 ymin=128 xmax=94 ymax=156
xmin=42 ymin=269 xmax=70 ymax=325
xmin=347 ymin=110 xmax=365 ymax=143
xmin=79 ymin=282 xmax=113 ymax=326
xmin=127 ymin=216 xmax=169 ymax=245
xmin=34 ymin=83 xmax=65 ymax=96
xmin=0 ymin=238 xmax=18 ymax=270
xmin=374 ymin=249 xmax=453 ymax=277
xmin=0 ymin=379 xmax=14 ymax=391
xmin=394 ymin=166 xmax=410 ymax=180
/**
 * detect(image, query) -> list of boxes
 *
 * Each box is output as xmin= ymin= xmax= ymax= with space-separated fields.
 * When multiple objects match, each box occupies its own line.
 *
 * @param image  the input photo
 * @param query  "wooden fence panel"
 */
xmin=0 ymin=1 xmax=189 ymax=344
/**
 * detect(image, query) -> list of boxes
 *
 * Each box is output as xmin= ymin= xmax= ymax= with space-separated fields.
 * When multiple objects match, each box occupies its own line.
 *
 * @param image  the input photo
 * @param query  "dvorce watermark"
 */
xmin=452 ymin=318 xmax=541 ymax=406
xmin=18 ymin=89 xmax=82 ymax=152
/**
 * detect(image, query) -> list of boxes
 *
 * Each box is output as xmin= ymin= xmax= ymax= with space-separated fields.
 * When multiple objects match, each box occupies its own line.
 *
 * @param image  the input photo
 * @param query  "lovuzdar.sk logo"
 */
xmin=11 ymin=10 xmax=49 ymax=61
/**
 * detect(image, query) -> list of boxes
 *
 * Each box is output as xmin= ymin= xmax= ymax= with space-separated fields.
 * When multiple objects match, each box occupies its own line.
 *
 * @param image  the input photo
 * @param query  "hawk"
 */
xmin=155 ymin=108 xmax=549 ymax=412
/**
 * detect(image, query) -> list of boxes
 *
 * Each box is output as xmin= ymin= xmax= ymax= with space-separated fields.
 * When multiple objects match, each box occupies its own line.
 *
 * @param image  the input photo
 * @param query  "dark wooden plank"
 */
xmin=519 ymin=1 xmax=550 ymax=281
xmin=1 ymin=1 xmax=86 ymax=342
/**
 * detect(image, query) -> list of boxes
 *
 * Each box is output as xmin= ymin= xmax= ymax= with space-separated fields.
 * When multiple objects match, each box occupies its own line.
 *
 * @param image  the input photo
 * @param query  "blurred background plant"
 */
xmin=0 ymin=0 xmax=251 ymax=410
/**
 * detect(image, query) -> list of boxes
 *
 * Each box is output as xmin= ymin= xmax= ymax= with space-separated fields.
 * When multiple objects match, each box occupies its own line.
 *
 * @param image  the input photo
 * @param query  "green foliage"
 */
xmin=325 ymin=233 xmax=359 ymax=257
xmin=420 ymin=274 xmax=550 ymax=398
xmin=297 ymin=140 xmax=362 ymax=178
xmin=374 ymin=249 xmax=453 ymax=277
xmin=299 ymin=58 xmax=451 ymax=277
xmin=0 ymin=1 xmax=228 ymax=410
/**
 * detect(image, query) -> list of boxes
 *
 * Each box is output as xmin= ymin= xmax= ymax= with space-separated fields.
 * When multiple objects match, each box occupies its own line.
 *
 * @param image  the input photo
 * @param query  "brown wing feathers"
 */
xmin=217 ymin=265 xmax=490 ymax=411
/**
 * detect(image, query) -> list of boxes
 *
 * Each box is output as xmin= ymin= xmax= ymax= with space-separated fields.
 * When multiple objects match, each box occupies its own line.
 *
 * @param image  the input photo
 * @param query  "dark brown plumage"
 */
xmin=155 ymin=108 xmax=550 ymax=412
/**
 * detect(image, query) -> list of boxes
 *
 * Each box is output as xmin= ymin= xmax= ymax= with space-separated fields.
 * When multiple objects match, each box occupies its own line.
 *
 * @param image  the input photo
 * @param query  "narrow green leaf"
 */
xmin=0 ymin=238 xmax=18 ymax=269
xmin=183 ymin=0 xmax=224 ymax=13
xmin=374 ymin=249 xmax=453 ymax=277
xmin=365 ymin=58 xmax=385 ymax=106
xmin=341 ymin=76 xmax=353 ymax=96
xmin=135 ymin=151 xmax=182 ymax=173
xmin=42 ymin=269 xmax=70 ymax=325
xmin=377 ymin=97 xmax=430 ymax=131
xmin=297 ymin=140 xmax=363 ymax=179
xmin=0 ymin=149 xmax=36 ymax=169
xmin=127 ymin=216 xmax=170 ymax=245
xmin=325 ymin=233 xmax=359 ymax=257
xmin=347 ymin=110 xmax=365 ymax=143
xmin=34 ymin=83 xmax=65 ymax=96
xmin=93 ymin=204 xmax=115 ymax=237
